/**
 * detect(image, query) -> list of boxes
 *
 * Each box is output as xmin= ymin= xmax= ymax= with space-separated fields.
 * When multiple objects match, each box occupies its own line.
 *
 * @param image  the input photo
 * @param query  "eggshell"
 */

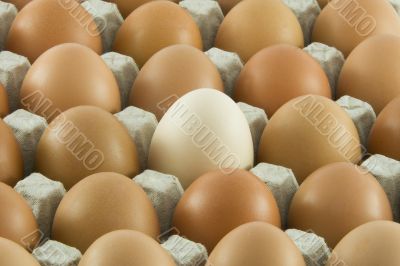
xmin=234 ymin=45 xmax=331 ymax=117
xmin=215 ymin=0 xmax=304 ymax=62
xmin=0 ymin=83 xmax=9 ymax=118
xmin=113 ymin=1 xmax=202 ymax=67
xmin=5 ymin=0 xmax=102 ymax=63
xmin=20 ymin=43 xmax=120 ymax=122
xmin=107 ymin=0 xmax=179 ymax=18
xmin=312 ymin=0 xmax=400 ymax=57
xmin=173 ymin=169 xmax=280 ymax=252
xmin=35 ymin=106 xmax=140 ymax=189
xmin=0 ymin=119 xmax=23 ymax=186
xmin=129 ymin=44 xmax=224 ymax=120
xmin=317 ymin=0 xmax=328 ymax=8
xmin=148 ymin=88 xmax=254 ymax=189
xmin=326 ymin=221 xmax=400 ymax=266
xmin=207 ymin=222 xmax=305 ymax=266
xmin=52 ymin=172 xmax=160 ymax=253
xmin=217 ymin=0 xmax=241 ymax=15
xmin=79 ymin=230 xmax=174 ymax=266
xmin=337 ymin=34 xmax=400 ymax=114
xmin=0 ymin=182 xmax=40 ymax=250
xmin=258 ymin=95 xmax=362 ymax=183
xmin=368 ymin=97 xmax=400 ymax=160
xmin=4 ymin=0 xmax=32 ymax=10
xmin=0 ymin=237 xmax=40 ymax=266
xmin=288 ymin=162 xmax=392 ymax=248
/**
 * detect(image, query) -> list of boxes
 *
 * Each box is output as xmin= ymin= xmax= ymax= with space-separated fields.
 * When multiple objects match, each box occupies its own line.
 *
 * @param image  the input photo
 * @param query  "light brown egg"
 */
xmin=215 ymin=0 xmax=303 ymax=62
xmin=217 ymin=0 xmax=241 ymax=15
xmin=288 ymin=162 xmax=392 ymax=248
xmin=52 ymin=172 xmax=160 ymax=253
xmin=312 ymin=0 xmax=400 ymax=57
xmin=3 ymin=0 xmax=32 ymax=10
xmin=0 ymin=119 xmax=23 ymax=186
xmin=234 ymin=45 xmax=331 ymax=117
xmin=79 ymin=230 xmax=175 ymax=266
xmin=20 ymin=43 xmax=120 ymax=122
xmin=0 ymin=182 xmax=40 ymax=251
xmin=5 ymin=0 xmax=102 ymax=63
xmin=326 ymin=221 xmax=400 ymax=266
xmin=107 ymin=0 xmax=179 ymax=18
xmin=0 ymin=237 xmax=40 ymax=265
xmin=207 ymin=222 xmax=305 ymax=266
xmin=113 ymin=1 xmax=202 ymax=68
xmin=35 ymin=106 xmax=139 ymax=189
xmin=368 ymin=97 xmax=400 ymax=160
xmin=258 ymin=95 xmax=362 ymax=184
xmin=129 ymin=44 xmax=224 ymax=120
xmin=173 ymin=169 xmax=280 ymax=252
xmin=337 ymin=34 xmax=400 ymax=114
xmin=0 ymin=83 xmax=9 ymax=118
xmin=148 ymin=89 xmax=254 ymax=189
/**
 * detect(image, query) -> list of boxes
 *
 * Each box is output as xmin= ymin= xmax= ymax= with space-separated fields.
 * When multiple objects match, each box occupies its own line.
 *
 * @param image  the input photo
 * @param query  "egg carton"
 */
xmin=1 ymin=0 xmax=400 ymax=265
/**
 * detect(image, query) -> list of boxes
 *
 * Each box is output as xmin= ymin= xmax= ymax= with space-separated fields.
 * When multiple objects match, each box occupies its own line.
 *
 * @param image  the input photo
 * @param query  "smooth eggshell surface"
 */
xmin=0 ymin=237 xmax=40 ymax=266
xmin=107 ymin=0 xmax=179 ymax=18
xmin=0 ymin=83 xmax=9 ymax=118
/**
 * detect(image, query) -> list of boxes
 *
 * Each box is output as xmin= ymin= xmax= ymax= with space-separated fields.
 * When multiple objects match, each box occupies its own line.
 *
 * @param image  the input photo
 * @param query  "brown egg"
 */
xmin=79 ymin=230 xmax=175 ymax=266
xmin=3 ymin=0 xmax=32 ymax=10
xmin=317 ymin=0 xmax=328 ymax=8
xmin=0 ymin=237 xmax=40 ymax=265
xmin=35 ymin=106 xmax=139 ymax=189
xmin=217 ymin=0 xmax=241 ymax=15
xmin=258 ymin=95 xmax=362 ymax=183
xmin=215 ymin=0 xmax=303 ymax=62
xmin=207 ymin=222 xmax=305 ymax=266
xmin=113 ymin=1 xmax=202 ymax=68
xmin=337 ymin=34 xmax=400 ymax=114
xmin=0 ymin=119 xmax=23 ymax=186
xmin=107 ymin=0 xmax=179 ymax=18
xmin=0 ymin=182 xmax=40 ymax=250
xmin=368 ymin=97 xmax=400 ymax=160
xmin=312 ymin=0 xmax=400 ymax=57
xmin=52 ymin=172 xmax=160 ymax=253
xmin=234 ymin=45 xmax=331 ymax=117
xmin=173 ymin=169 xmax=280 ymax=252
xmin=326 ymin=221 xmax=400 ymax=266
xmin=0 ymin=83 xmax=9 ymax=118
xmin=288 ymin=162 xmax=392 ymax=248
xmin=5 ymin=0 xmax=102 ymax=63
xmin=20 ymin=44 xmax=120 ymax=122
xmin=129 ymin=44 xmax=224 ymax=120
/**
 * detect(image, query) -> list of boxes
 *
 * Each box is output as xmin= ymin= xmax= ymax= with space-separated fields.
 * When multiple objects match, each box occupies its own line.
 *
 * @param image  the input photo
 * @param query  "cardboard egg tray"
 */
xmin=1 ymin=0 xmax=400 ymax=265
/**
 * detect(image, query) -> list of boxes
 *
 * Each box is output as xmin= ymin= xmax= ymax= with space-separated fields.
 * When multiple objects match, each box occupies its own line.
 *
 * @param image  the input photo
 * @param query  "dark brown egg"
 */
xmin=129 ymin=44 xmax=224 ymax=120
xmin=0 ymin=119 xmax=23 ymax=186
xmin=173 ymin=169 xmax=280 ymax=252
xmin=5 ymin=0 xmax=102 ymax=63
xmin=0 ymin=83 xmax=9 ymax=118
xmin=113 ymin=1 xmax=202 ymax=67
xmin=52 ymin=172 xmax=160 ymax=253
xmin=3 ymin=0 xmax=32 ymax=10
xmin=0 ymin=237 xmax=40 ymax=265
xmin=288 ymin=162 xmax=392 ymax=248
xmin=35 ymin=106 xmax=139 ymax=189
xmin=107 ymin=0 xmax=179 ymax=18
xmin=234 ymin=45 xmax=331 ymax=117
xmin=217 ymin=0 xmax=241 ymax=15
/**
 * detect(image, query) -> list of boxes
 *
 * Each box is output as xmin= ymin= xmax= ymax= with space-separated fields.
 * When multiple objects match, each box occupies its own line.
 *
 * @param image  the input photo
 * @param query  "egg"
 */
xmin=52 ymin=172 xmax=159 ymax=253
xmin=326 ymin=221 xmax=400 ymax=266
xmin=258 ymin=95 xmax=362 ymax=183
xmin=0 ymin=83 xmax=9 ymax=118
xmin=148 ymin=88 xmax=254 ymax=189
xmin=207 ymin=222 xmax=305 ymax=266
xmin=129 ymin=44 xmax=224 ymax=120
xmin=3 ymin=0 xmax=32 ymax=10
xmin=215 ymin=0 xmax=303 ymax=62
xmin=113 ymin=1 xmax=202 ymax=68
xmin=234 ymin=45 xmax=331 ymax=117
xmin=312 ymin=0 xmax=400 ymax=57
xmin=20 ymin=43 xmax=120 ymax=122
xmin=0 ymin=182 xmax=40 ymax=250
xmin=0 ymin=237 xmax=40 ymax=266
xmin=0 ymin=119 xmax=23 ymax=186
xmin=173 ymin=169 xmax=280 ymax=252
xmin=79 ymin=230 xmax=174 ymax=266
xmin=35 ymin=106 xmax=139 ymax=189
xmin=317 ymin=0 xmax=328 ymax=8
xmin=5 ymin=0 xmax=102 ymax=63
xmin=368 ymin=97 xmax=400 ymax=160
xmin=107 ymin=0 xmax=179 ymax=18
xmin=288 ymin=162 xmax=392 ymax=247
xmin=337 ymin=34 xmax=400 ymax=114
xmin=217 ymin=0 xmax=241 ymax=15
